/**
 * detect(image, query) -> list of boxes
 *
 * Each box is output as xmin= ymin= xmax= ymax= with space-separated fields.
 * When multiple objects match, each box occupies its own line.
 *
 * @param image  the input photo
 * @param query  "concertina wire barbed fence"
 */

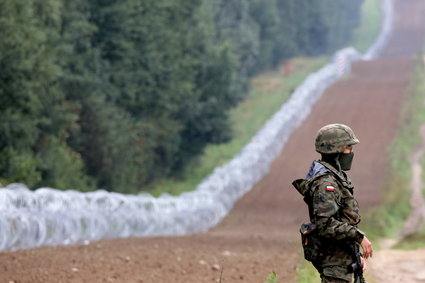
xmin=0 ymin=0 xmax=393 ymax=251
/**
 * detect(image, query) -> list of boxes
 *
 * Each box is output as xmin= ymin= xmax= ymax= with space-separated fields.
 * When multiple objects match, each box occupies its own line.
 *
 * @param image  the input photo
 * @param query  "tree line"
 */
xmin=0 ymin=0 xmax=363 ymax=193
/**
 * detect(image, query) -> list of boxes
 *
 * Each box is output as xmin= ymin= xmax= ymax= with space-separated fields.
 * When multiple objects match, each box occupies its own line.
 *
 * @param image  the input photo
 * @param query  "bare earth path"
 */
xmin=371 ymin=249 xmax=425 ymax=283
xmin=2 ymin=0 xmax=425 ymax=282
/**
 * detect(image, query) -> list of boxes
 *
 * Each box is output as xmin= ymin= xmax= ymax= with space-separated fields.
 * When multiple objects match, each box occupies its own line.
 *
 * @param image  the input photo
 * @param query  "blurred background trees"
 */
xmin=0 ymin=0 xmax=363 ymax=193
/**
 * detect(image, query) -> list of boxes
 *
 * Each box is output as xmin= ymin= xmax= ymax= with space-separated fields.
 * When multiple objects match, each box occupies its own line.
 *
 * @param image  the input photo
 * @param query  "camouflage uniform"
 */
xmin=293 ymin=124 xmax=365 ymax=283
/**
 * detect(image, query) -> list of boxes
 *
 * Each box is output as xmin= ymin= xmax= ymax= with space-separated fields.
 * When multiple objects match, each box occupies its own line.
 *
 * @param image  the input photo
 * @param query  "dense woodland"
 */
xmin=0 ymin=0 xmax=363 ymax=193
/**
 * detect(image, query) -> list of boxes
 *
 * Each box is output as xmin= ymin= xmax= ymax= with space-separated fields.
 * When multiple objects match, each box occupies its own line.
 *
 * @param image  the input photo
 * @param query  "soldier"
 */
xmin=293 ymin=123 xmax=373 ymax=282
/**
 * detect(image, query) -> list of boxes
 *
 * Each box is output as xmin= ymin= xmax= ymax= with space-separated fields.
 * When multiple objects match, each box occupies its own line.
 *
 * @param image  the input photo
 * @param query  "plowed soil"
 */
xmin=2 ymin=0 xmax=425 ymax=282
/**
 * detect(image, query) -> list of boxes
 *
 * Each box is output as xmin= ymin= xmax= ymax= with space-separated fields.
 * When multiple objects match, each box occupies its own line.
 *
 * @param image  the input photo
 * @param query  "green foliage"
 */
xmin=3 ymin=148 xmax=41 ymax=187
xmin=0 ymin=0 xmax=90 ymax=189
xmin=297 ymin=261 xmax=320 ymax=282
xmin=394 ymin=230 xmax=425 ymax=250
xmin=352 ymin=0 xmax=382 ymax=53
xmin=37 ymin=137 xmax=94 ymax=190
xmin=0 ymin=0 xmax=363 ymax=192
xmin=265 ymin=271 xmax=279 ymax=283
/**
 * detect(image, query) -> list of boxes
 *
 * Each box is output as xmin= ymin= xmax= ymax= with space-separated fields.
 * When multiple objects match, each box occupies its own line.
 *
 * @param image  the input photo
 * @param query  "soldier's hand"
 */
xmin=361 ymin=256 xmax=367 ymax=271
xmin=361 ymin=236 xmax=373 ymax=259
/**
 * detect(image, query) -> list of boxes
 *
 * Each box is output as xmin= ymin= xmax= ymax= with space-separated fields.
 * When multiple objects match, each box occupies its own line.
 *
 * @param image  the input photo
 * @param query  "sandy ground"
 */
xmin=370 ymin=248 xmax=425 ymax=283
xmin=1 ymin=0 xmax=425 ymax=282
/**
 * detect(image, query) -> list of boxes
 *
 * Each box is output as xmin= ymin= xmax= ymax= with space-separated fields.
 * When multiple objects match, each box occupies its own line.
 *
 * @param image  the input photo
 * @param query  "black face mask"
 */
xmin=338 ymin=152 xmax=354 ymax=171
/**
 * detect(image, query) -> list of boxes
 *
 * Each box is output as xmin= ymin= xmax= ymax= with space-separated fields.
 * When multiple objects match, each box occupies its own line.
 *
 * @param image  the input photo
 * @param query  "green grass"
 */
xmin=149 ymin=57 xmax=328 ymax=196
xmin=394 ymin=231 xmax=425 ymax=249
xmin=390 ymin=57 xmax=425 ymax=248
xmin=265 ymin=271 xmax=279 ymax=283
xmin=352 ymin=0 xmax=383 ymax=53
xmin=297 ymin=262 xmax=320 ymax=283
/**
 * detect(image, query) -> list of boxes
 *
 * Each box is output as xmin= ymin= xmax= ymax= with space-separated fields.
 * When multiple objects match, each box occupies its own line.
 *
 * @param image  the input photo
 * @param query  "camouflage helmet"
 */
xmin=315 ymin=123 xmax=359 ymax=154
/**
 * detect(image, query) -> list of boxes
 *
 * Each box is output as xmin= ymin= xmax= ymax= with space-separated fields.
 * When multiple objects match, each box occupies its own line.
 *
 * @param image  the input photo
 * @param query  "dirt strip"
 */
xmin=371 ymin=249 xmax=425 ymax=282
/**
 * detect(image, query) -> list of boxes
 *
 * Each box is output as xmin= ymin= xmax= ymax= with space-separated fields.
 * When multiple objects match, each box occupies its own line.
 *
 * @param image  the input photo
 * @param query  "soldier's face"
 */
xmin=343 ymin=145 xmax=353 ymax=154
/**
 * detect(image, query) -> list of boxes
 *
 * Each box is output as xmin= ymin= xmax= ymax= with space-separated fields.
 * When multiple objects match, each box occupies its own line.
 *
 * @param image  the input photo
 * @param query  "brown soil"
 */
xmin=2 ymin=0 xmax=425 ymax=282
xmin=370 ymin=249 xmax=425 ymax=283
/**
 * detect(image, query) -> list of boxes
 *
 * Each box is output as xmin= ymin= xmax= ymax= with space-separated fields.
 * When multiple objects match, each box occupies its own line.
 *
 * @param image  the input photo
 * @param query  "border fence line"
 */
xmin=0 ymin=0 xmax=393 ymax=251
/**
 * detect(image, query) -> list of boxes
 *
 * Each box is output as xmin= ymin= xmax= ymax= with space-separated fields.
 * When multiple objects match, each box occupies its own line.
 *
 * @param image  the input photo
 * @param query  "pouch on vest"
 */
xmin=300 ymin=222 xmax=324 ymax=262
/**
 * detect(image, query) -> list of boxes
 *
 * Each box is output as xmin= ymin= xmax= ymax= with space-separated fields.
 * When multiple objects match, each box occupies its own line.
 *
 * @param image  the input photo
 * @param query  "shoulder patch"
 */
xmin=326 ymin=185 xmax=335 ymax=192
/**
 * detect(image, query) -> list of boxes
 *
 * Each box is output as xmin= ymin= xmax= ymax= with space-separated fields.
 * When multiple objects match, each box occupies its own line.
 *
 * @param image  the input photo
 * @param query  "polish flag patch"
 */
xmin=326 ymin=185 xmax=335 ymax=192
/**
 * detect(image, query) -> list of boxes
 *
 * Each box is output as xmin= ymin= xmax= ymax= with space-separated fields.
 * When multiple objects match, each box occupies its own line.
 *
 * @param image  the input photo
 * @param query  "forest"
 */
xmin=0 ymin=0 xmax=363 ymax=193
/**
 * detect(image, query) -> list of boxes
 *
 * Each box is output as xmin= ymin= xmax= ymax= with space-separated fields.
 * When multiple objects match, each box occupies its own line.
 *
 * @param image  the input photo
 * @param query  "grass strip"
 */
xmin=389 ymin=56 xmax=425 ymax=249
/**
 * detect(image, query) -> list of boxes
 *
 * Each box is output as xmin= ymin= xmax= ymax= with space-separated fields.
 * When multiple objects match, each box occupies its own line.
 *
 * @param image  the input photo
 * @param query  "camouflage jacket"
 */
xmin=293 ymin=160 xmax=364 ymax=265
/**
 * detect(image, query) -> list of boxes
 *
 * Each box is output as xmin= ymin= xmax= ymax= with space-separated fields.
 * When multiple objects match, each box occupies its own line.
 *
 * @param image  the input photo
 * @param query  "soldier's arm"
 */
xmin=312 ymin=182 xmax=364 ymax=243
